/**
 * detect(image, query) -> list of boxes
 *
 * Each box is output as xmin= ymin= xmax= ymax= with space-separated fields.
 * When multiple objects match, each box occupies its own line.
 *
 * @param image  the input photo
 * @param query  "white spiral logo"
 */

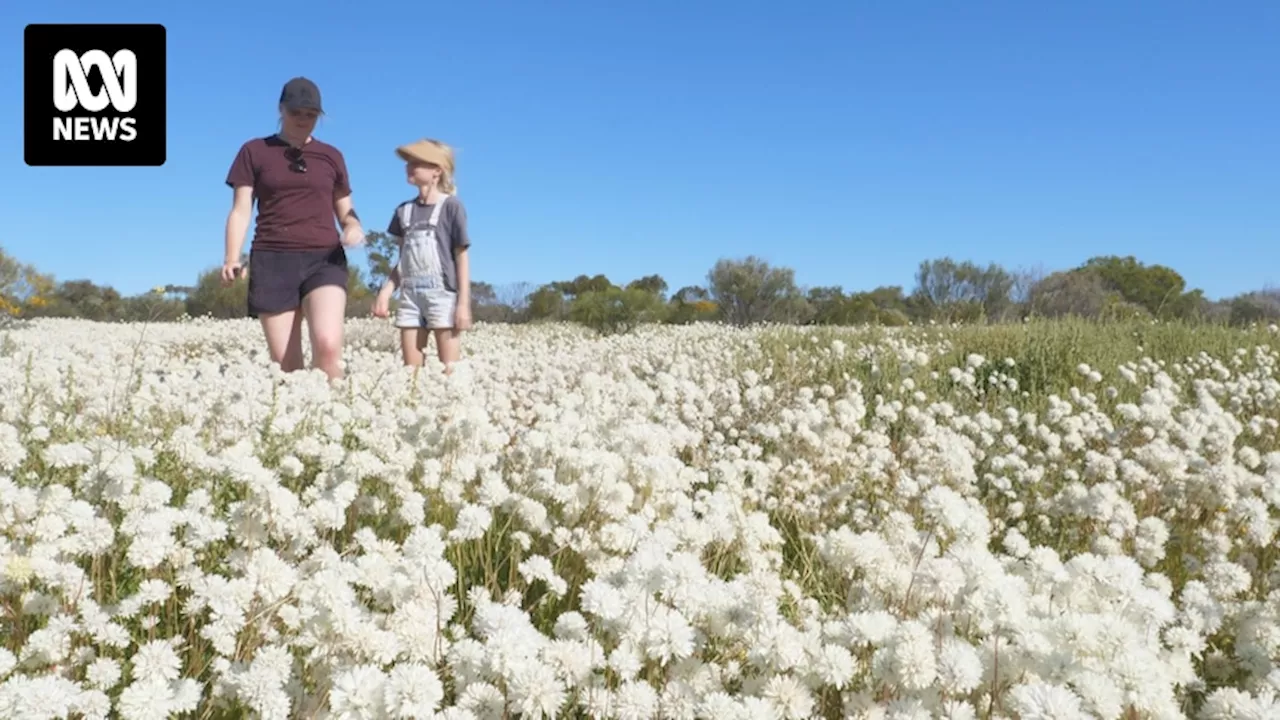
xmin=52 ymin=49 xmax=137 ymax=113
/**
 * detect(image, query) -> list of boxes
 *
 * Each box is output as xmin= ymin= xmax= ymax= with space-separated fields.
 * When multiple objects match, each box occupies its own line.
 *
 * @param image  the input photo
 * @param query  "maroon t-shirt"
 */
xmin=225 ymin=135 xmax=352 ymax=252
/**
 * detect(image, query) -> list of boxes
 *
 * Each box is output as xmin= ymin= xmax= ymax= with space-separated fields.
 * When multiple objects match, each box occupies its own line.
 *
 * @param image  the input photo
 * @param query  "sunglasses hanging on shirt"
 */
xmin=284 ymin=146 xmax=307 ymax=173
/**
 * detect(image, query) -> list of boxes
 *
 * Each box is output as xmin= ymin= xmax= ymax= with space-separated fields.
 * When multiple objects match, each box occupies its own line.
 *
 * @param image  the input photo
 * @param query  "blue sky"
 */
xmin=3 ymin=0 xmax=1277 ymax=300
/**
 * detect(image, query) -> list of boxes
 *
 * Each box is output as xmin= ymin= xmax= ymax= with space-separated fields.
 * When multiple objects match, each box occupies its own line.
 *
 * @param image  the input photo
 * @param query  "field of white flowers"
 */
xmin=1 ymin=316 xmax=1279 ymax=720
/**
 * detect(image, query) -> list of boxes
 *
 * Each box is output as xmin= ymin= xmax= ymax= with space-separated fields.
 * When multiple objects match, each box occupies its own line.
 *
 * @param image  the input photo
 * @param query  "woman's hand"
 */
xmin=342 ymin=224 xmax=365 ymax=247
xmin=220 ymin=261 xmax=242 ymax=286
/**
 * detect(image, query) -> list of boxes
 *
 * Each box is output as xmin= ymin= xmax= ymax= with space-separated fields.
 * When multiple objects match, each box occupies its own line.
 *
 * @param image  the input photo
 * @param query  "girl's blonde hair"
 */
xmin=426 ymin=139 xmax=457 ymax=194
xmin=396 ymin=137 xmax=459 ymax=194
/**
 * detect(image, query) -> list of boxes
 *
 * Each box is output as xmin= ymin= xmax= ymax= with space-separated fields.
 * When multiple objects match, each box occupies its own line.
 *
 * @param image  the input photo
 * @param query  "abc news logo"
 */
xmin=24 ymin=24 xmax=166 ymax=167
xmin=53 ymin=49 xmax=140 ymax=143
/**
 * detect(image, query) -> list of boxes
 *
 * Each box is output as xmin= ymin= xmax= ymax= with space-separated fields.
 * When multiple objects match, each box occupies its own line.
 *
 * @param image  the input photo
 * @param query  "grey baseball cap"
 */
xmin=280 ymin=77 xmax=323 ymax=112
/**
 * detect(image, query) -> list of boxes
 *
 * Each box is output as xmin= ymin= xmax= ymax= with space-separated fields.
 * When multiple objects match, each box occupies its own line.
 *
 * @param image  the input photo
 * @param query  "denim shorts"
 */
xmin=395 ymin=284 xmax=457 ymax=330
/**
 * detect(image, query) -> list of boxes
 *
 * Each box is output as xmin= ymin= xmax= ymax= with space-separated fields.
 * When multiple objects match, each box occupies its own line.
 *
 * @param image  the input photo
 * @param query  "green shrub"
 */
xmin=569 ymin=287 xmax=669 ymax=335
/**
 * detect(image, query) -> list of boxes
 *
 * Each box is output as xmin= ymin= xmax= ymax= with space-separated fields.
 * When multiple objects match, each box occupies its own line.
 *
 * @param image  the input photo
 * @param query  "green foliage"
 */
xmin=1069 ymin=255 xmax=1207 ymax=320
xmin=877 ymin=308 xmax=910 ymax=326
xmin=0 ymin=246 xmax=55 ymax=319
xmin=754 ymin=317 xmax=1280 ymax=416
xmin=569 ymin=285 xmax=669 ymax=335
xmin=626 ymin=274 xmax=668 ymax=298
xmin=185 ymin=262 xmax=249 ymax=319
xmin=707 ymin=256 xmax=809 ymax=325
xmin=1027 ymin=268 xmax=1111 ymax=319
xmin=1083 ymin=255 xmax=1185 ymax=316
xmin=344 ymin=266 xmax=376 ymax=318
xmin=526 ymin=285 xmax=568 ymax=322
xmin=1228 ymin=290 xmax=1280 ymax=327
xmin=363 ymin=230 xmax=399 ymax=290
xmin=551 ymin=274 xmax=613 ymax=298
xmin=37 ymin=279 xmax=124 ymax=320
xmin=6 ymin=239 xmax=1280 ymax=335
xmin=912 ymin=257 xmax=1018 ymax=322
xmin=661 ymin=287 xmax=714 ymax=325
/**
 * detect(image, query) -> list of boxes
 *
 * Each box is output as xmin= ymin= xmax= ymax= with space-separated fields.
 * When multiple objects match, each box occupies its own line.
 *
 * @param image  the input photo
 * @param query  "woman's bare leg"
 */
xmin=260 ymin=309 xmax=305 ymax=372
xmin=302 ymin=285 xmax=347 ymax=380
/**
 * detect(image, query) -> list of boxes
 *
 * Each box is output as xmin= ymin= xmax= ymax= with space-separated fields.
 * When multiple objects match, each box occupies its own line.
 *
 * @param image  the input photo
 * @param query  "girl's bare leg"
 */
xmin=434 ymin=328 xmax=461 ymax=373
xmin=400 ymin=328 xmax=429 ymax=367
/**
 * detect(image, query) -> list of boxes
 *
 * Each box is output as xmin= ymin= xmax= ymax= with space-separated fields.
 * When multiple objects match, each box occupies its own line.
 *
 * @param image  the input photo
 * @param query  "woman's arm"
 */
xmin=223 ymin=142 xmax=256 ymax=267
xmin=224 ymin=186 xmax=254 ymax=264
xmin=334 ymin=195 xmax=364 ymax=246
xmin=331 ymin=149 xmax=363 ymax=245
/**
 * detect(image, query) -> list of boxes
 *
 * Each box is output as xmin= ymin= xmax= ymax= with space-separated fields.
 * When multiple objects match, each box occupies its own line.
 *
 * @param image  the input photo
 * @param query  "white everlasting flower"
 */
xmin=506 ymin=662 xmax=566 ymax=719
xmin=383 ymin=663 xmax=445 ymax=719
xmin=762 ymin=674 xmax=814 ymax=719
xmin=874 ymin=620 xmax=937 ymax=692
xmin=3 ymin=318 xmax=1280 ymax=717
xmin=1006 ymin=680 xmax=1090 ymax=720
xmin=329 ymin=664 xmax=388 ymax=719
xmin=450 ymin=504 xmax=492 ymax=542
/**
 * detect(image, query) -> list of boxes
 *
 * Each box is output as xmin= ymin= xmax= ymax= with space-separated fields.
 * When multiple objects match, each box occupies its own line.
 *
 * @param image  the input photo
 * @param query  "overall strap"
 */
xmin=399 ymin=201 xmax=414 ymax=232
xmin=427 ymin=194 xmax=451 ymax=227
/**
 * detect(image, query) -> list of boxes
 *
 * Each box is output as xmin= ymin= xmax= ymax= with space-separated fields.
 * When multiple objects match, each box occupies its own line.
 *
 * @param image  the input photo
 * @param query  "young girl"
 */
xmin=373 ymin=138 xmax=473 ymax=371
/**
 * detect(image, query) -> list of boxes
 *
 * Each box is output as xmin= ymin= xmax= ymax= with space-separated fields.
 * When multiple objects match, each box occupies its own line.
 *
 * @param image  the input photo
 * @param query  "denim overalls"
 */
xmin=393 ymin=194 xmax=457 ymax=329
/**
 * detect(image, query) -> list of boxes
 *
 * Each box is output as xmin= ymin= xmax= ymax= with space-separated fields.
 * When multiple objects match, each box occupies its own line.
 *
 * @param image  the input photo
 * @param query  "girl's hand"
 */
xmin=455 ymin=302 xmax=473 ymax=331
xmin=373 ymin=289 xmax=392 ymax=319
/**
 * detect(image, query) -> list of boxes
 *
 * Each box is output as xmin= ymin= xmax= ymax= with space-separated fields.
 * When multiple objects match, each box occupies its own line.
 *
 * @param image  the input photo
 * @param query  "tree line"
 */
xmin=3 ymin=236 xmax=1279 ymax=334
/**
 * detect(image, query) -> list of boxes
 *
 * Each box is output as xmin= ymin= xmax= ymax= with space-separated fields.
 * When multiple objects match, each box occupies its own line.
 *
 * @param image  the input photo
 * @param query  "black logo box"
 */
xmin=24 ymin=23 xmax=167 ymax=167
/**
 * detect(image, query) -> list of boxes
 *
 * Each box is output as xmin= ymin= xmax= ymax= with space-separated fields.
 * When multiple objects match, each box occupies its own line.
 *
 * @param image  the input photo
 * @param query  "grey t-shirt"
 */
xmin=386 ymin=195 xmax=471 ymax=292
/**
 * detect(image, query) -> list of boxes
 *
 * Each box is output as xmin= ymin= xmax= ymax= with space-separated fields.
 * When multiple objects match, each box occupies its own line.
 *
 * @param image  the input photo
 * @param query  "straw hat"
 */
xmin=396 ymin=139 xmax=455 ymax=173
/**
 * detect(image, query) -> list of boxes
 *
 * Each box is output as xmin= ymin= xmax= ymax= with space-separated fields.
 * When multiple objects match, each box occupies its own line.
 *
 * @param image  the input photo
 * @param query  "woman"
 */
xmin=221 ymin=77 xmax=364 ymax=381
